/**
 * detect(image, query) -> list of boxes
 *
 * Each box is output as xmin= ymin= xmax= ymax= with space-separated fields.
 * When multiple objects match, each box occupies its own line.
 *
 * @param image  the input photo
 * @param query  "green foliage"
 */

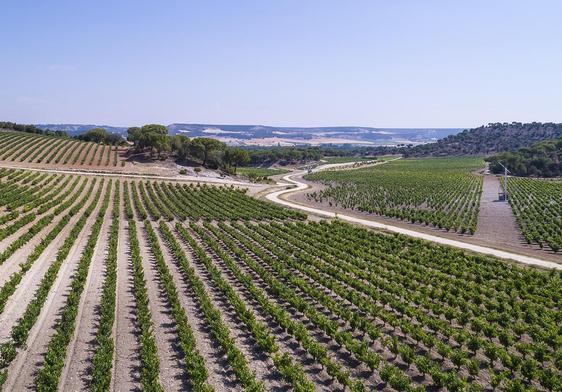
xmin=237 ymin=167 xmax=290 ymax=182
xmin=306 ymin=157 xmax=483 ymax=233
xmin=507 ymin=177 xmax=561 ymax=252
xmin=404 ymin=122 xmax=562 ymax=157
xmin=489 ymin=137 xmax=562 ymax=177
xmin=90 ymin=181 xmax=120 ymax=391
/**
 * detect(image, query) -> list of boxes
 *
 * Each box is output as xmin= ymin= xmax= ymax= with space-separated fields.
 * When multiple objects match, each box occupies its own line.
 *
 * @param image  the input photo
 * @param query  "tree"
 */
xmin=150 ymin=133 xmax=170 ymax=159
xmin=106 ymin=132 xmax=124 ymax=146
xmin=81 ymin=127 xmax=107 ymax=143
xmin=224 ymin=148 xmax=250 ymax=173
xmin=127 ymin=124 xmax=169 ymax=158
xmin=127 ymin=127 xmax=142 ymax=149
xmin=197 ymin=138 xmax=226 ymax=166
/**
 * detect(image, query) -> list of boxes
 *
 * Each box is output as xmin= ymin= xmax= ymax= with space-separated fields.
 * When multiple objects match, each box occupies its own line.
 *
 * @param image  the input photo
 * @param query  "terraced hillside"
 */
xmin=0 ymin=167 xmax=559 ymax=392
xmin=0 ymin=130 xmax=123 ymax=168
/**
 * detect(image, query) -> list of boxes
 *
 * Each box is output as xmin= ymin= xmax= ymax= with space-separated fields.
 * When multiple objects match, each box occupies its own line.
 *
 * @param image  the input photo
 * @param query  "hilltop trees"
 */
xmin=403 ymin=122 xmax=562 ymax=158
xmin=127 ymin=124 xmax=170 ymax=159
xmin=488 ymin=137 xmax=562 ymax=177
xmin=76 ymin=128 xmax=124 ymax=146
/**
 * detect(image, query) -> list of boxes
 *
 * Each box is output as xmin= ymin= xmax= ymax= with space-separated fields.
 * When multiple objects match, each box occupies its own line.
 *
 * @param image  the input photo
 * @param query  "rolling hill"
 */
xmin=403 ymin=122 xmax=562 ymax=157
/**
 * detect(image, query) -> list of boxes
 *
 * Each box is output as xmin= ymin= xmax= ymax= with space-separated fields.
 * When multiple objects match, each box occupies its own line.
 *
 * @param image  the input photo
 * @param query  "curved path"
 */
xmin=265 ymin=167 xmax=562 ymax=271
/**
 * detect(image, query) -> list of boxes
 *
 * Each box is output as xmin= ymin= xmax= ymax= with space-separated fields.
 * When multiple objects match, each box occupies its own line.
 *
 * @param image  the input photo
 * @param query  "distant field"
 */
xmin=0 ymin=130 xmax=123 ymax=168
xmin=323 ymin=155 xmax=398 ymax=164
xmin=237 ymin=167 xmax=290 ymax=179
xmin=306 ymin=157 xmax=484 ymax=234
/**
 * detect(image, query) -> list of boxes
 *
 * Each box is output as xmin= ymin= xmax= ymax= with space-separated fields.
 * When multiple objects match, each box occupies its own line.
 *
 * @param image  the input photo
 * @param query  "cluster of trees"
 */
xmin=127 ymin=124 xmax=250 ymax=172
xmin=245 ymin=145 xmax=403 ymax=166
xmin=403 ymin=122 xmax=562 ymax=158
xmin=75 ymin=127 xmax=124 ymax=145
xmin=0 ymin=122 xmax=68 ymax=137
xmin=488 ymin=137 xmax=562 ymax=177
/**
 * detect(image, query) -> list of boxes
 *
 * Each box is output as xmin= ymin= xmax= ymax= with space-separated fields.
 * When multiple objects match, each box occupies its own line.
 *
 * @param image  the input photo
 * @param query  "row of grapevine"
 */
xmin=0 ymin=165 xmax=558 ymax=391
xmin=0 ymin=130 xmax=122 ymax=167
xmin=172 ymin=222 xmax=315 ymax=391
xmin=305 ymin=158 xmax=483 ymax=234
xmin=159 ymin=223 xmax=264 ymax=391
xmin=123 ymin=187 xmax=163 ymax=391
xmin=0 ymin=177 xmax=87 ymax=317
xmin=133 ymin=180 xmax=305 ymax=221
xmin=506 ymin=177 xmax=562 ymax=252
xmin=0 ymin=179 xmax=102 ymax=388
xmin=35 ymin=181 xmax=113 ymax=390
xmin=90 ymin=181 xmax=120 ymax=390
xmin=212 ymin=220 xmax=560 ymax=391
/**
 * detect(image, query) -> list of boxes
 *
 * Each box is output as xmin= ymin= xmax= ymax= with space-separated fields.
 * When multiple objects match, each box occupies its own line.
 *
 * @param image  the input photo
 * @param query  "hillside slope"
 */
xmin=488 ymin=137 xmax=562 ymax=177
xmin=403 ymin=122 xmax=562 ymax=157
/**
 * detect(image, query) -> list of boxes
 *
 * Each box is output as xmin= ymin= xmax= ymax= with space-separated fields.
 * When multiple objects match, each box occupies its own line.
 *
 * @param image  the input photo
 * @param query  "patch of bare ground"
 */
xmin=1 ymin=181 xmax=105 ymax=391
xmin=184 ymin=222 xmax=347 ymax=391
xmin=156 ymin=222 xmax=243 ymax=392
xmin=0 ymin=178 xmax=93 ymax=341
xmin=474 ymin=174 xmax=525 ymax=247
xmin=0 ymin=176 xmax=83 ymax=286
xmin=136 ymin=220 xmax=189 ymax=391
xmin=58 ymin=183 xmax=115 ymax=391
xmin=112 ymin=186 xmax=142 ymax=392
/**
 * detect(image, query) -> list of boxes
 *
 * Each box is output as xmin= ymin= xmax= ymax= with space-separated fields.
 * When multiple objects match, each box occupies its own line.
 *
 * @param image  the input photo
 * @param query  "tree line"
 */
xmin=488 ymin=137 xmax=562 ymax=177
xmin=0 ymin=122 xmax=68 ymax=138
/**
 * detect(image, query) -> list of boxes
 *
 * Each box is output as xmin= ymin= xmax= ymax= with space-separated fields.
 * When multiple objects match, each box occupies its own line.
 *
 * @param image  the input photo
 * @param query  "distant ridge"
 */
xmin=36 ymin=123 xmax=461 ymax=146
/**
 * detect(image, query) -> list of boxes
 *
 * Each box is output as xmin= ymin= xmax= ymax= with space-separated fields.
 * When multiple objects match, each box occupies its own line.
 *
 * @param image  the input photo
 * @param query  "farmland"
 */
xmin=305 ymin=158 xmax=484 ymax=234
xmin=507 ymin=177 xmax=562 ymax=252
xmin=237 ymin=167 xmax=290 ymax=182
xmin=0 ymin=130 xmax=123 ymax=168
xmin=0 ymin=165 xmax=559 ymax=392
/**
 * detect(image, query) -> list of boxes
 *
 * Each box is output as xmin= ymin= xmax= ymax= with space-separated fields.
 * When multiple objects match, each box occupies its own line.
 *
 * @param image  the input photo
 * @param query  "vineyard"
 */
xmin=507 ymin=177 xmax=562 ymax=252
xmin=0 ymin=166 xmax=559 ymax=391
xmin=305 ymin=158 xmax=484 ymax=234
xmin=0 ymin=130 xmax=123 ymax=168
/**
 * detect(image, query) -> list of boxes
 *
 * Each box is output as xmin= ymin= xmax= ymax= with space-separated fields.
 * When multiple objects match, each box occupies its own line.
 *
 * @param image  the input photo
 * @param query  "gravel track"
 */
xmin=2 ymin=180 xmax=105 ymax=391
xmin=58 ymin=182 xmax=115 ymax=391
xmin=474 ymin=174 xmax=523 ymax=247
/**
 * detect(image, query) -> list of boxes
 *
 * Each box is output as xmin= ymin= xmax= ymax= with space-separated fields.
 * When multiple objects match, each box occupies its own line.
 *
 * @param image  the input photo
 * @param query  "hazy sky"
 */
xmin=1 ymin=0 xmax=562 ymax=128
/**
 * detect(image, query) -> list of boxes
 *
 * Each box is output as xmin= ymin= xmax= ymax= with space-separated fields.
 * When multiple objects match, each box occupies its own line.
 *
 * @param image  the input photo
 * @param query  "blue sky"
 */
xmin=1 ymin=0 xmax=561 ymax=128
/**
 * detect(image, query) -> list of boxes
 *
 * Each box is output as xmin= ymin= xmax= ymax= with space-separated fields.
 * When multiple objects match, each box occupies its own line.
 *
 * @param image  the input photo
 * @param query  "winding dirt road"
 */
xmin=265 ymin=165 xmax=562 ymax=271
